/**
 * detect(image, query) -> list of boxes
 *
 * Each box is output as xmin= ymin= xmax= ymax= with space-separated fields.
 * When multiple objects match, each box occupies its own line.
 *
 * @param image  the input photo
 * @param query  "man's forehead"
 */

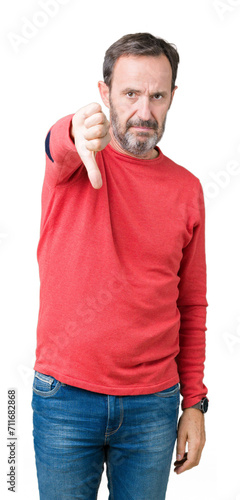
xmin=111 ymin=54 xmax=172 ymax=89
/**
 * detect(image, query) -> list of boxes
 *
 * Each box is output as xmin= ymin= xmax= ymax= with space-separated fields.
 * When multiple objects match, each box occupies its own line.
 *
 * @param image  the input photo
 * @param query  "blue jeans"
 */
xmin=31 ymin=371 xmax=180 ymax=500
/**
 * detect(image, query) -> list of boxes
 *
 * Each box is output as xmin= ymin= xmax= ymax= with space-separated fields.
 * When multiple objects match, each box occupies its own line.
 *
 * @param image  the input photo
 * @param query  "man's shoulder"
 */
xmin=162 ymin=152 xmax=201 ymax=187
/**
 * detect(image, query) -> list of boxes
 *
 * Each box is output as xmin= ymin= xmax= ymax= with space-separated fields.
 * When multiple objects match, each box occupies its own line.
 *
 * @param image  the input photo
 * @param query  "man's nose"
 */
xmin=136 ymin=97 xmax=152 ymax=121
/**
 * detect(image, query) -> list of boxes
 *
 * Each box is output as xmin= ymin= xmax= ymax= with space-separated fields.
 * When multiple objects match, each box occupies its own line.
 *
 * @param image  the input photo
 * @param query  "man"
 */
xmin=32 ymin=32 xmax=209 ymax=499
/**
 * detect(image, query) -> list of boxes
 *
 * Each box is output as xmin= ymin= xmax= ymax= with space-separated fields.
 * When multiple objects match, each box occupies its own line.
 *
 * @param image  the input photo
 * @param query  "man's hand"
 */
xmin=71 ymin=103 xmax=111 ymax=189
xmin=174 ymin=408 xmax=206 ymax=474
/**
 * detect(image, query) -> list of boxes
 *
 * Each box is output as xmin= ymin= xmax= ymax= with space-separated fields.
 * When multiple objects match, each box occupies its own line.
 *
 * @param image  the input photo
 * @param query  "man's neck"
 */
xmin=109 ymin=128 xmax=159 ymax=160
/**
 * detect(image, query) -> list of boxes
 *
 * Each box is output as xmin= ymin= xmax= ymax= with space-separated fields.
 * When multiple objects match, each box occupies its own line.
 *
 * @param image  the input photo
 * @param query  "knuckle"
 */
xmin=97 ymin=125 xmax=103 ymax=136
xmin=102 ymin=133 xmax=111 ymax=148
xmin=85 ymin=142 xmax=94 ymax=152
xmin=194 ymin=439 xmax=201 ymax=448
xmin=89 ymin=138 xmax=101 ymax=151
xmin=91 ymin=102 xmax=102 ymax=114
xmin=191 ymin=456 xmax=198 ymax=464
xmin=105 ymin=121 xmax=110 ymax=132
xmin=94 ymin=138 xmax=102 ymax=150
xmin=83 ymin=129 xmax=90 ymax=140
xmin=83 ymin=102 xmax=101 ymax=119
xmin=99 ymin=112 xmax=105 ymax=124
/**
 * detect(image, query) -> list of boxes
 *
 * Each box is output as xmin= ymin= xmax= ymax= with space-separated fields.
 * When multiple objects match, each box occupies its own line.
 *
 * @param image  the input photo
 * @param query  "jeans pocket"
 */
xmin=153 ymin=383 xmax=180 ymax=398
xmin=32 ymin=371 xmax=63 ymax=398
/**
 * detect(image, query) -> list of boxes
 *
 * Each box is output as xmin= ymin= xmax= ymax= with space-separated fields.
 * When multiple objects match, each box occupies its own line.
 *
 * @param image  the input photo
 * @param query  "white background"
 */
xmin=1 ymin=0 xmax=240 ymax=498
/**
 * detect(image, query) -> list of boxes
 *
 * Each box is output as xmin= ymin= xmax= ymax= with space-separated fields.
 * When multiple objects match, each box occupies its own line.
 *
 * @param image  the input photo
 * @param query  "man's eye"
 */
xmin=153 ymin=94 xmax=163 ymax=100
xmin=127 ymin=92 xmax=136 ymax=98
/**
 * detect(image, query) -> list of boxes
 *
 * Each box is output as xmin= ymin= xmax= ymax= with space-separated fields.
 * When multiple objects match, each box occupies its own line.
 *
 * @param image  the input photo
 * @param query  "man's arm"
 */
xmin=176 ymin=180 xmax=208 ymax=409
xmin=175 ymin=180 xmax=208 ymax=474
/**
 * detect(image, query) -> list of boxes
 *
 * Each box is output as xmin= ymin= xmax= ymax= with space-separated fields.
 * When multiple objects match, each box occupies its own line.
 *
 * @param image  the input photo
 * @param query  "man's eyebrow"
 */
xmin=121 ymin=88 xmax=141 ymax=94
xmin=121 ymin=88 xmax=168 ymax=96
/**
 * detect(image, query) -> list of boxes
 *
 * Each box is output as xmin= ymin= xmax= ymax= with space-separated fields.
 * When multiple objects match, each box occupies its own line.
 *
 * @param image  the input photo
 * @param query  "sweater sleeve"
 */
xmin=176 ymin=180 xmax=209 ymax=410
xmin=44 ymin=113 xmax=84 ymax=188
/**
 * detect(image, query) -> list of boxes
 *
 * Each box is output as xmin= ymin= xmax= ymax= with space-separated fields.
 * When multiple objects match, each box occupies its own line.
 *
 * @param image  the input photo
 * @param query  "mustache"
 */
xmin=126 ymin=118 xmax=158 ymax=131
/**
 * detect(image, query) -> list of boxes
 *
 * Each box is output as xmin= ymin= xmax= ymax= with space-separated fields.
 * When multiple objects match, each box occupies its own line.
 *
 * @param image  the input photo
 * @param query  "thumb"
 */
xmin=82 ymin=150 xmax=103 ymax=189
xmin=73 ymin=129 xmax=103 ymax=189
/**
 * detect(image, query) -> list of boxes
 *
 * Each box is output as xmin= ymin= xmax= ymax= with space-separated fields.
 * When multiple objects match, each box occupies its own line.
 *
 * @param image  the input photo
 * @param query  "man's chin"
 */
xmin=123 ymin=143 xmax=156 ymax=157
xmin=110 ymin=126 xmax=160 ymax=157
xmin=124 ymin=135 xmax=158 ymax=155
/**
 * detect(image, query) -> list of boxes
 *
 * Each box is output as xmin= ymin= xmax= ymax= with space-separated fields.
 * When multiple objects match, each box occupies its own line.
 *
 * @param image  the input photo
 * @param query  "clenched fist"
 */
xmin=71 ymin=103 xmax=111 ymax=189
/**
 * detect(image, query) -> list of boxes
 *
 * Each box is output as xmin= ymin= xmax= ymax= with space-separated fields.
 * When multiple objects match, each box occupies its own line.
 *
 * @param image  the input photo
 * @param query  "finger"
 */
xmin=174 ymin=457 xmax=191 ymax=474
xmin=174 ymin=452 xmax=188 ymax=466
xmin=80 ymin=150 xmax=103 ymax=189
xmin=176 ymin=434 xmax=187 ymax=463
xmin=174 ymin=445 xmax=201 ymax=474
xmin=174 ymin=453 xmax=198 ymax=474
xmin=84 ymin=112 xmax=106 ymax=129
xmin=85 ymin=132 xmax=111 ymax=152
xmin=84 ymin=124 xmax=109 ymax=141
xmin=82 ymin=102 xmax=102 ymax=120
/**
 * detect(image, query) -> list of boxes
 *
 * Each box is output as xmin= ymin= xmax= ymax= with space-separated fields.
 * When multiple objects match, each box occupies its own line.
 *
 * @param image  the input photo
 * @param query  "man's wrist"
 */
xmin=188 ymin=397 xmax=209 ymax=414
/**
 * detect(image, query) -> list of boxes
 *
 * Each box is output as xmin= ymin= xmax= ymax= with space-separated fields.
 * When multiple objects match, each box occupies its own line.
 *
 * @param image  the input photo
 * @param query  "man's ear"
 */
xmin=168 ymin=85 xmax=178 ymax=109
xmin=98 ymin=81 xmax=110 ymax=108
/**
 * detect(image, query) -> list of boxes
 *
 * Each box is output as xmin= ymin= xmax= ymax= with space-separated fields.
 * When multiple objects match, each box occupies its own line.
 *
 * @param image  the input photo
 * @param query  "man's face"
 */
xmin=107 ymin=54 xmax=176 ymax=158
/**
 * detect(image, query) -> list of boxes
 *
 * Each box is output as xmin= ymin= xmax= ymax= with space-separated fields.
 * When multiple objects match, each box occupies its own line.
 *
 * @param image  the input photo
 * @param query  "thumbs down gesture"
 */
xmin=71 ymin=102 xmax=111 ymax=189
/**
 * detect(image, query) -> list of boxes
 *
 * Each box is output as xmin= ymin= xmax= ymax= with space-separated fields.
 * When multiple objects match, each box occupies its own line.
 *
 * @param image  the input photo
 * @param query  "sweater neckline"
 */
xmin=105 ymin=143 xmax=164 ymax=166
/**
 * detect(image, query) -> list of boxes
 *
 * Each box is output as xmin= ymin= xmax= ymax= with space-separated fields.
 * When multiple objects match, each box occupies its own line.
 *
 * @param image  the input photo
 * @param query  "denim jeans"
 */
xmin=31 ymin=371 xmax=180 ymax=500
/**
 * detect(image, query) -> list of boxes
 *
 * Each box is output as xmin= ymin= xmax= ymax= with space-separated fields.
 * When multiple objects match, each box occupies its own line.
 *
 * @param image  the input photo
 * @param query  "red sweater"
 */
xmin=34 ymin=113 xmax=208 ymax=410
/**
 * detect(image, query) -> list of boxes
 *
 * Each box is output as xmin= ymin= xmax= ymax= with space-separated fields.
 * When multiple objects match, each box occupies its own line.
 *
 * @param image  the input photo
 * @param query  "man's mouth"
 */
xmin=131 ymin=126 xmax=153 ymax=131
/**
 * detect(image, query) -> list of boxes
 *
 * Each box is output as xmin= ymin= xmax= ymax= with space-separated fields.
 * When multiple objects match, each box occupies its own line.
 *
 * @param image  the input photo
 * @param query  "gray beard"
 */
xmin=110 ymin=99 xmax=166 ymax=157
